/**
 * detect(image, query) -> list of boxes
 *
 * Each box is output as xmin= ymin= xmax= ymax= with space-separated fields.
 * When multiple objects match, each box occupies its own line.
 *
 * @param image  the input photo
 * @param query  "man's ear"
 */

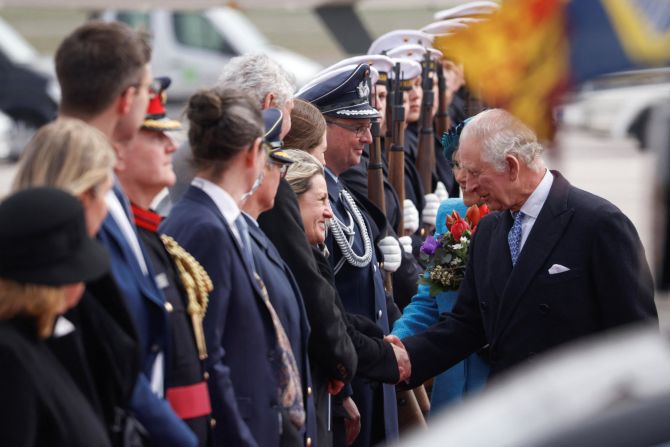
xmin=112 ymin=142 xmax=128 ymax=172
xmin=116 ymin=86 xmax=135 ymax=116
xmin=506 ymin=154 xmax=520 ymax=181
xmin=262 ymin=93 xmax=275 ymax=110
xmin=245 ymin=137 xmax=263 ymax=167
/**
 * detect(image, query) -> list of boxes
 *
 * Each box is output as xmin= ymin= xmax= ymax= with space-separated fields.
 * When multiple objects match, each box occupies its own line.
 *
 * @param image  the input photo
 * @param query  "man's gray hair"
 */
xmin=216 ymin=53 xmax=295 ymax=108
xmin=461 ymin=108 xmax=545 ymax=172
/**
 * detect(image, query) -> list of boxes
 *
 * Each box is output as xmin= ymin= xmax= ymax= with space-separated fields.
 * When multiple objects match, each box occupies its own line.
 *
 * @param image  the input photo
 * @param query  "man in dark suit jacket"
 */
xmin=402 ymin=108 xmax=658 ymax=388
xmin=55 ymin=21 xmax=196 ymax=447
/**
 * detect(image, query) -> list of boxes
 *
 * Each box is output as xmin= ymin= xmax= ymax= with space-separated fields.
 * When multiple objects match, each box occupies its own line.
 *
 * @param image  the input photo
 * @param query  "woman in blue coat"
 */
xmin=391 ymin=149 xmax=489 ymax=416
xmin=161 ymin=89 xmax=284 ymax=447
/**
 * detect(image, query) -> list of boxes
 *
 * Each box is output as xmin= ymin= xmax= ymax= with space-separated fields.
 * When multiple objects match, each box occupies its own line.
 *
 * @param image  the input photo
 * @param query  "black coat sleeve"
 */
xmin=258 ymin=181 xmax=357 ymax=382
xmin=312 ymin=245 xmax=400 ymax=385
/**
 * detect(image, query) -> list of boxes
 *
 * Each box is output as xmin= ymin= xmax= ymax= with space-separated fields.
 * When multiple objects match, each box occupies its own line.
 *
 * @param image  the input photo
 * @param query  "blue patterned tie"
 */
xmin=508 ymin=211 xmax=525 ymax=266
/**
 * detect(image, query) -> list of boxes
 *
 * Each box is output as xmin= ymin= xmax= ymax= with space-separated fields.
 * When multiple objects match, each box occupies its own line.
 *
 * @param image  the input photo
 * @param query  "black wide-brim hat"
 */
xmin=0 ymin=187 xmax=109 ymax=286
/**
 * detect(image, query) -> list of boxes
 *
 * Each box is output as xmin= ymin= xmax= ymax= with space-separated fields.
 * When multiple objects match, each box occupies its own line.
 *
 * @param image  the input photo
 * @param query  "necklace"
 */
xmin=328 ymin=188 xmax=372 ymax=272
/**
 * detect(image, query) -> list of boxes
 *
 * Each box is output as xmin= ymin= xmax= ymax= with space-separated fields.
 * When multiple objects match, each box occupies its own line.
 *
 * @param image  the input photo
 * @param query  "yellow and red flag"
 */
xmin=434 ymin=0 xmax=670 ymax=141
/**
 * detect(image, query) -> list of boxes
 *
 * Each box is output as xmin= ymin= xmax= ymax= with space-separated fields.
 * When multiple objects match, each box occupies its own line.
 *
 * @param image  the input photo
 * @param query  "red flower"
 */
xmin=450 ymin=216 xmax=470 ymax=240
xmin=446 ymin=210 xmax=461 ymax=231
xmin=466 ymin=205 xmax=481 ymax=227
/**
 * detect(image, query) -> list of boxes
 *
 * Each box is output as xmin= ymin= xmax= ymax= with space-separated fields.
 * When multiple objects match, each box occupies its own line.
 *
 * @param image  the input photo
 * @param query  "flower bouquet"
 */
xmin=418 ymin=204 xmax=489 ymax=295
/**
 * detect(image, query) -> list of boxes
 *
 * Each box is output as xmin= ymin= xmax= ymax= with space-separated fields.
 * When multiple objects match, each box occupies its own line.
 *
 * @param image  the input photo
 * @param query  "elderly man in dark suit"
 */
xmin=402 ymin=108 xmax=657 ymax=387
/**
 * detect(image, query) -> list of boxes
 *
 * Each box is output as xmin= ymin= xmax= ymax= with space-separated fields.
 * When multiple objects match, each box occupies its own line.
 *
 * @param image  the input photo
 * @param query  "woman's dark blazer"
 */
xmin=0 ymin=318 xmax=111 ymax=447
xmin=161 ymin=185 xmax=281 ymax=447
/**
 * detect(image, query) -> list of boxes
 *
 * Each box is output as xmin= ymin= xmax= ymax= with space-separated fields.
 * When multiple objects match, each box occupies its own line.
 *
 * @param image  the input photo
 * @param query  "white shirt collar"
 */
xmin=519 ymin=169 xmax=553 ymax=219
xmin=324 ymin=167 xmax=338 ymax=183
xmin=191 ymin=177 xmax=240 ymax=227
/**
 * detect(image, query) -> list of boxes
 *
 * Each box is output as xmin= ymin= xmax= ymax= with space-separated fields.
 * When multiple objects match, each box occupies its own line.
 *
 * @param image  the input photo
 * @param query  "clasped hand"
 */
xmin=384 ymin=335 xmax=411 ymax=383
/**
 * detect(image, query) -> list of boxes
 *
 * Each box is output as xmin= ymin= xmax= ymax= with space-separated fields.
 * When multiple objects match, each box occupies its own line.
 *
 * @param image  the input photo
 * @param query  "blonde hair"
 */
xmin=12 ymin=118 xmax=116 ymax=197
xmin=283 ymin=149 xmax=324 ymax=196
xmin=0 ymin=278 xmax=65 ymax=339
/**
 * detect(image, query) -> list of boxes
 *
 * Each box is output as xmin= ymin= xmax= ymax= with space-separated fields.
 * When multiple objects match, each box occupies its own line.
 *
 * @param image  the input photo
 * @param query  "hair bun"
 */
xmin=187 ymin=90 xmax=223 ymax=127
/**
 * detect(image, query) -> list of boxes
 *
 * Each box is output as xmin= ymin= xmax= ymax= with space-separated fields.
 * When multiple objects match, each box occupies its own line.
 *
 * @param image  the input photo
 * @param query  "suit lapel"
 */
xmin=246 ymin=217 xmax=286 ymax=273
xmin=101 ymin=213 xmax=165 ymax=308
xmin=493 ymin=172 xmax=575 ymax=341
xmin=488 ymin=212 xmax=514 ymax=330
xmin=186 ymin=186 xmax=264 ymax=298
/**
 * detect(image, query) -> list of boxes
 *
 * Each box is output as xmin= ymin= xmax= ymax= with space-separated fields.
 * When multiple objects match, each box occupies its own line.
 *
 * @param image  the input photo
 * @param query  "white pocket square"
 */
xmin=548 ymin=264 xmax=570 ymax=275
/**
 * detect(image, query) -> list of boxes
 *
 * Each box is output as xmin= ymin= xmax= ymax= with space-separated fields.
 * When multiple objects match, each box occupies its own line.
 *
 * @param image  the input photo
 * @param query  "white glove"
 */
xmin=398 ymin=236 xmax=413 ymax=254
xmin=434 ymin=181 xmax=449 ymax=202
xmin=378 ymin=236 xmax=402 ymax=273
xmin=403 ymin=199 xmax=420 ymax=234
xmin=422 ymin=193 xmax=440 ymax=226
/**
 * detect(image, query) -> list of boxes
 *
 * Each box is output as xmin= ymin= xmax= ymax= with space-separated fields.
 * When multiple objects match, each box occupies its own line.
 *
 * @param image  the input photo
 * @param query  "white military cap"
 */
xmin=386 ymin=58 xmax=423 ymax=89
xmin=421 ymin=19 xmax=469 ymax=36
xmin=368 ymin=29 xmax=433 ymax=55
xmin=323 ymin=55 xmax=394 ymax=84
xmin=433 ymin=1 xmax=499 ymax=21
xmin=387 ymin=44 xmax=443 ymax=64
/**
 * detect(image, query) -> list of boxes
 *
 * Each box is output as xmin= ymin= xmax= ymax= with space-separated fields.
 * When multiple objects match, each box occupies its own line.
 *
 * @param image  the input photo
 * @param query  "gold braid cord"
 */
xmin=161 ymin=234 xmax=213 ymax=360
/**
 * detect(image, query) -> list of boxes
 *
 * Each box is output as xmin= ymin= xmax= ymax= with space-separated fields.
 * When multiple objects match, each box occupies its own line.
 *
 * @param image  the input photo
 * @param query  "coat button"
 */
xmin=480 ymin=300 xmax=488 ymax=310
xmin=164 ymin=302 xmax=174 ymax=312
xmin=373 ymin=264 xmax=377 ymax=272
xmin=307 ymin=386 xmax=312 ymax=396
xmin=151 ymin=344 xmax=160 ymax=353
xmin=306 ymin=437 xmax=313 ymax=447
xmin=377 ymin=309 xmax=382 ymax=320
xmin=210 ymin=418 xmax=216 ymax=429
xmin=538 ymin=303 xmax=550 ymax=314
xmin=203 ymin=371 xmax=210 ymax=380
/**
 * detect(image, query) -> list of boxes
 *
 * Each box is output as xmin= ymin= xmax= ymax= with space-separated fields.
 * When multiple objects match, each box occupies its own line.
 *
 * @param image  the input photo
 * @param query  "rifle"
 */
xmin=387 ymin=62 xmax=407 ymax=235
xmin=415 ymin=52 xmax=435 ymax=195
xmin=367 ymin=86 xmax=386 ymax=218
xmin=367 ymin=78 xmax=393 ymax=294
xmin=435 ymin=60 xmax=450 ymax=138
xmin=416 ymin=53 xmax=436 ymax=236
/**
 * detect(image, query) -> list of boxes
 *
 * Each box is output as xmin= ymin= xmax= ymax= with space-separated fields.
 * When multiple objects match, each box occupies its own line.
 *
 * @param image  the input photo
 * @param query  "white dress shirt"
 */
xmin=517 ymin=169 xmax=554 ymax=251
xmin=191 ymin=177 xmax=243 ymax=245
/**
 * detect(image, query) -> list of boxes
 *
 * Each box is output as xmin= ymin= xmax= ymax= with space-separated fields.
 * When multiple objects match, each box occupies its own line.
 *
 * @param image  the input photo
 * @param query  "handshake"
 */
xmin=384 ymin=334 xmax=411 ymax=383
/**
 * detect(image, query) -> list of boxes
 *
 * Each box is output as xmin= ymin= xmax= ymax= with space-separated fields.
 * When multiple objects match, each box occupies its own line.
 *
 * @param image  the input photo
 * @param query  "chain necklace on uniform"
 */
xmin=328 ymin=188 xmax=372 ymax=272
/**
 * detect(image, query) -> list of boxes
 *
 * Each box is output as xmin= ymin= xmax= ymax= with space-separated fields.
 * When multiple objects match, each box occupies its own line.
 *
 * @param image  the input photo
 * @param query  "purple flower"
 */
xmin=420 ymin=235 xmax=440 ymax=256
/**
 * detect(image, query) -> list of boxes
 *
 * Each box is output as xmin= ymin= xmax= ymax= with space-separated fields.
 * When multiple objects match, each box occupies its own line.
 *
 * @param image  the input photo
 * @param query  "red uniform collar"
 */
xmin=131 ymin=204 xmax=162 ymax=233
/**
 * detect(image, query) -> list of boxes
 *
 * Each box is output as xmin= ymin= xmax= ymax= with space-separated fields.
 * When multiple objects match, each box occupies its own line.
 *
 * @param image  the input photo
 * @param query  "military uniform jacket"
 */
xmin=340 ymin=147 xmax=423 ymax=310
xmin=403 ymin=171 xmax=658 ymax=387
xmin=133 ymin=206 xmax=211 ymax=447
xmin=98 ymin=186 xmax=197 ymax=447
xmin=324 ymin=171 xmax=399 ymax=444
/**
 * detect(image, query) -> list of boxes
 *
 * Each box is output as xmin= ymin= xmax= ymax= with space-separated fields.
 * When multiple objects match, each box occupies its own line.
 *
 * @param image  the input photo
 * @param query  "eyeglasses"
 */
xmin=326 ymin=120 xmax=372 ymax=138
xmin=267 ymin=160 xmax=290 ymax=179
